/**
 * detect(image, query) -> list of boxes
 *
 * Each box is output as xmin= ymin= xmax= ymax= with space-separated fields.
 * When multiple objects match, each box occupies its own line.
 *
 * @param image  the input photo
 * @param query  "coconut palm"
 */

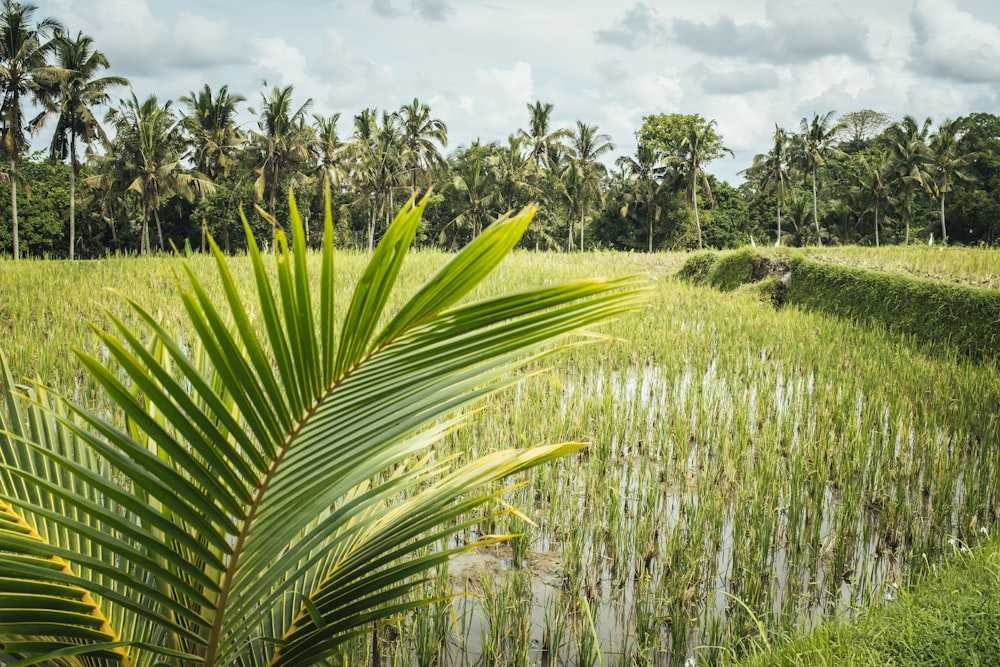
xmin=928 ymin=117 xmax=975 ymax=243
xmin=394 ymin=97 xmax=447 ymax=196
xmin=749 ymin=125 xmax=792 ymax=246
xmin=853 ymin=149 xmax=895 ymax=247
xmin=97 ymin=93 xmax=214 ymax=253
xmin=667 ymin=118 xmax=732 ymax=250
xmin=251 ymin=84 xmax=313 ymax=227
xmin=885 ymin=115 xmax=932 ymax=244
xmin=449 ymin=141 xmax=498 ymax=244
xmin=567 ymin=121 xmax=613 ymax=251
xmin=0 ymin=193 xmax=645 ymax=667
xmin=518 ymin=100 xmax=571 ymax=171
xmin=180 ymin=83 xmax=246 ymax=182
xmin=489 ymin=133 xmax=536 ymax=212
xmin=0 ymin=0 xmax=62 ymax=259
xmin=42 ymin=29 xmax=128 ymax=259
xmin=792 ymin=111 xmax=845 ymax=246
xmin=311 ymin=112 xmax=350 ymax=196
xmin=616 ymin=142 xmax=666 ymax=252
xmin=350 ymin=108 xmax=406 ymax=250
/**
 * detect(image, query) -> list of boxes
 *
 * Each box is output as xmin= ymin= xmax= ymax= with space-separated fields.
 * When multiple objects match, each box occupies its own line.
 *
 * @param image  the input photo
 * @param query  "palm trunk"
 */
xmin=812 ymin=169 xmax=821 ymax=246
xmin=905 ymin=194 xmax=912 ymax=245
xmin=776 ymin=198 xmax=782 ymax=247
xmin=11 ymin=176 xmax=18 ymax=260
xmin=874 ymin=201 xmax=880 ymax=247
xmin=69 ymin=135 xmax=77 ymax=260
xmin=579 ymin=209 xmax=585 ymax=252
xmin=940 ymin=194 xmax=947 ymax=242
xmin=692 ymin=182 xmax=702 ymax=250
xmin=567 ymin=215 xmax=573 ymax=252
xmin=154 ymin=207 xmax=164 ymax=251
xmin=648 ymin=215 xmax=653 ymax=253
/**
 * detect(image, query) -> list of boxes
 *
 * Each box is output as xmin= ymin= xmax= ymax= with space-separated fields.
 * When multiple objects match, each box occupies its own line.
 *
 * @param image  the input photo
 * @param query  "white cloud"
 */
xmin=910 ymin=0 xmax=1000 ymax=83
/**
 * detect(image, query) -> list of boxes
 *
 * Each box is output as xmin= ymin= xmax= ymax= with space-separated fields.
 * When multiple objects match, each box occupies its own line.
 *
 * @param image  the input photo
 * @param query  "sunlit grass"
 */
xmin=1 ymin=246 xmax=997 ymax=664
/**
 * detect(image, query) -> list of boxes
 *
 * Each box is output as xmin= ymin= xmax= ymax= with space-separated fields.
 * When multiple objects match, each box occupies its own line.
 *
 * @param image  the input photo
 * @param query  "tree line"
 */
xmin=1 ymin=2 xmax=998 ymax=259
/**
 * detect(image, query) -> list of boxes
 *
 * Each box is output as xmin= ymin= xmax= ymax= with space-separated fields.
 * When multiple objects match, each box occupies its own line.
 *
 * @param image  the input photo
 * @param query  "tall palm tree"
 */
xmin=251 ymin=84 xmax=313 ymax=226
xmin=667 ymin=118 xmax=732 ymax=250
xmin=749 ymin=125 xmax=791 ymax=246
xmin=928 ymin=118 xmax=975 ymax=243
xmin=449 ymin=141 xmax=497 ymax=244
xmin=98 ymin=93 xmax=214 ymax=253
xmin=518 ymin=100 xmax=571 ymax=171
xmin=42 ymin=29 xmax=127 ymax=259
xmin=885 ymin=115 xmax=932 ymax=244
xmin=489 ymin=133 xmax=535 ymax=212
xmin=0 ymin=0 xmax=62 ymax=259
xmin=350 ymin=108 xmax=405 ymax=250
xmin=567 ymin=121 xmax=613 ymax=251
xmin=394 ymin=97 xmax=447 ymax=196
xmin=0 ymin=194 xmax=644 ymax=667
xmin=311 ymin=112 xmax=350 ymax=196
xmin=616 ymin=142 xmax=666 ymax=252
xmin=180 ymin=83 xmax=246 ymax=182
xmin=853 ymin=150 xmax=894 ymax=247
xmin=792 ymin=111 xmax=845 ymax=246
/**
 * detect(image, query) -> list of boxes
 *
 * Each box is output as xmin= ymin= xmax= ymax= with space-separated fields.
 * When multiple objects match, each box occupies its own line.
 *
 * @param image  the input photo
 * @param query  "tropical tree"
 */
xmin=853 ymin=149 xmax=894 ymax=247
xmin=792 ymin=111 xmax=845 ymax=245
xmin=250 ymin=84 xmax=313 ymax=227
xmin=884 ymin=115 xmax=932 ymax=244
xmin=448 ymin=140 xmax=497 ymax=244
xmin=42 ymin=29 xmax=127 ymax=259
xmin=489 ymin=133 xmax=535 ymax=212
xmin=748 ymin=125 xmax=792 ymax=246
xmin=567 ymin=120 xmax=613 ymax=251
xmin=394 ymin=97 xmax=447 ymax=195
xmin=616 ymin=142 xmax=666 ymax=252
xmin=350 ymin=108 xmax=405 ymax=250
xmin=0 ymin=0 xmax=62 ymax=259
xmin=180 ymin=83 xmax=246 ymax=183
xmin=670 ymin=118 xmax=731 ymax=250
xmin=518 ymin=100 xmax=571 ymax=171
xmin=97 ymin=93 xmax=214 ymax=253
xmin=928 ymin=117 xmax=975 ymax=243
xmin=311 ymin=112 xmax=350 ymax=197
xmin=0 ymin=194 xmax=645 ymax=667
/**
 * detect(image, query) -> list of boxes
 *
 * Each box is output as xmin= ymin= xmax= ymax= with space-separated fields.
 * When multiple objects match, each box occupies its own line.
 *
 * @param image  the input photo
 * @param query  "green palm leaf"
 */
xmin=0 ymin=193 xmax=647 ymax=667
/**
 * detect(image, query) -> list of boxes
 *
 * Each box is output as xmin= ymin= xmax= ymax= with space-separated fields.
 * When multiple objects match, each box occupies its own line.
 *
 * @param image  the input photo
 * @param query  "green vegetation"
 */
xmin=731 ymin=537 xmax=1000 ymax=666
xmin=2 ymin=236 xmax=998 ymax=664
xmin=0 ymin=198 xmax=645 ymax=665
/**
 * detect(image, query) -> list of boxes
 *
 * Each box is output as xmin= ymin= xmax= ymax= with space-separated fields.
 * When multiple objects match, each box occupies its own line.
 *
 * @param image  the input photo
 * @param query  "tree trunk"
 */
xmin=154 ymin=206 xmax=165 ymax=251
xmin=874 ymin=201 xmax=880 ymax=247
xmin=693 ymin=180 xmax=702 ymax=250
xmin=69 ymin=135 xmax=77 ymax=260
xmin=776 ymin=198 xmax=782 ymax=247
xmin=579 ymin=209 xmax=585 ymax=252
xmin=567 ymin=214 xmax=573 ymax=252
xmin=11 ymin=176 xmax=18 ymax=260
xmin=940 ymin=194 xmax=947 ymax=242
xmin=648 ymin=215 xmax=653 ymax=253
xmin=905 ymin=195 xmax=912 ymax=245
xmin=812 ymin=169 xmax=822 ymax=246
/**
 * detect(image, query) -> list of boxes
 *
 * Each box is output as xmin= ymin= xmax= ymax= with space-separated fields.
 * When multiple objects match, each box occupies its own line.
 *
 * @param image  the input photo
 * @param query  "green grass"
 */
xmin=728 ymin=537 xmax=1000 ymax=666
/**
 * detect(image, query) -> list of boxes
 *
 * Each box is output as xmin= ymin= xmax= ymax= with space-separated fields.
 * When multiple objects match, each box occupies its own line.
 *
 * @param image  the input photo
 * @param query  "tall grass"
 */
xmin=1 ymin=247 xmax=997 ymax=664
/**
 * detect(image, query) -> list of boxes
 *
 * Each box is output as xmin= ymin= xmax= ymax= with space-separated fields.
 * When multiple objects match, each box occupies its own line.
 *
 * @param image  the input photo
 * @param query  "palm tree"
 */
xmin=667 ymin=118 xmax=732 ymax=250
xmin=749 ymin=125 xmax=792 ymax=246
xmin=0 ymin=194 xmax=644 ymax=667
xmin=99 ymin=93 xmax=214 ymax=253
xmin=885 ymin=115 xmax=932 ymax=244
xmin=180 ymin=83 xmax=246 ymax=182
xmin=42 ymin=29 xmax=127 ymax=259
xmin=251 ymin=84 xmax=313 ymax=226
xmin=394 ymin=97 xmax=447 ymax=195
xmin=518 ymin=100 xmax=571 ymax=171
xmin=792 ymin=111 xmax=845 ymax=246
xmin=449 ymin=141 xmax=497 ymax=244
xmin=311 ymin=113 xmax=350 ymax=195
xmin=489 ymin=133 xmax=535 ymax=212
xmin=928 ymin=118 xmax=975 ymax=243
xmin=0 ymin=0 xmax=62 ymax=259
xmin=567 ymin=121 xmax=613 ymax=251
xmin=853 ymin=150 xmax=894 ymax=247
xmin=350 ymin=108 xmax=405 ymax=250
xmin=616 ymin=142 xmax=666 ymax=252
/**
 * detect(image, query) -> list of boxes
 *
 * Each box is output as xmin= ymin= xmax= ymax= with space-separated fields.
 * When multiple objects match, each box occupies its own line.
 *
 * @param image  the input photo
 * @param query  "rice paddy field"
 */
xmin=1 ymin=245 xmax=998 ymax=666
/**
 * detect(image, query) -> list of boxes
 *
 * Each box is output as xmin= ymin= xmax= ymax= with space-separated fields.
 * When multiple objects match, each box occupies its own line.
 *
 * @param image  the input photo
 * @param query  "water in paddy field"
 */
xmin=415 ymin=355 xmax=998 ymax=665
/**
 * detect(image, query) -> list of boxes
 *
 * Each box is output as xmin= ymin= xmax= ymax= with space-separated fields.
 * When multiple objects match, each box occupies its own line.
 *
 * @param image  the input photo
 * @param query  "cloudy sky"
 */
xmin=37 ymin=0 xmax=1000 ymax=183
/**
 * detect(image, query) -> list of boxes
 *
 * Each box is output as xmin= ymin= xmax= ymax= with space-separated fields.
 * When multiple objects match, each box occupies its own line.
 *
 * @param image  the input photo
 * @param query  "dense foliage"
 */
xmin=1 ymin=4 xmax=999 ymax=257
